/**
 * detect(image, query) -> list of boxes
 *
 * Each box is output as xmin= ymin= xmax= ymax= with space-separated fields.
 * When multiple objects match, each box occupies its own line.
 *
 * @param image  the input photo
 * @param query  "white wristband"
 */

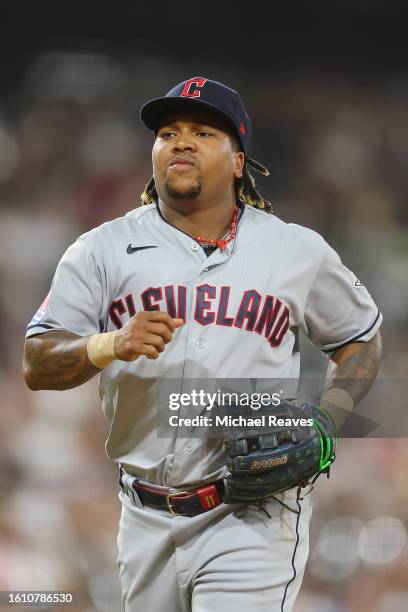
xmin=322 ymin=388 xmax=354 ymax=414
xmin=87 ymin=331 xmax=118 ymax=369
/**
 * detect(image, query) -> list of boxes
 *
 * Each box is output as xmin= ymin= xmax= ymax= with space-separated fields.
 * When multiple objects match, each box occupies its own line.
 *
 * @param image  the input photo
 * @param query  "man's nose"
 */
xmin=172 ymin=134 xmax=197 ymax=152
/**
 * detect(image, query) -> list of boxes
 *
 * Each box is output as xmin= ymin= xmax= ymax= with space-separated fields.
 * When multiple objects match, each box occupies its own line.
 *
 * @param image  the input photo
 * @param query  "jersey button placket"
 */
xmin=168 ymin=245 xmax=206 ymax=484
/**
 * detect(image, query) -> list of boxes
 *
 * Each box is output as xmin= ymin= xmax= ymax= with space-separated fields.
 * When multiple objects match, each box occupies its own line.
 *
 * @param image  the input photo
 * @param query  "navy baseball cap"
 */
xmin=141 ymin=77 xmax=268 ymax=174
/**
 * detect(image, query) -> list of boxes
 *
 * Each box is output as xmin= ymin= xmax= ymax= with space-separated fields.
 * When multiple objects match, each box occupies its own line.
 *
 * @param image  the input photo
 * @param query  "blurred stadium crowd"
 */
xmin=0 ymin=52 xmax=407 ymax=611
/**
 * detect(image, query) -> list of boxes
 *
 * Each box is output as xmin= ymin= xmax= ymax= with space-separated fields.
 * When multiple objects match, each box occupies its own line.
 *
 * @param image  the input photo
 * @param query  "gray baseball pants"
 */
xmin=116 ymin=485 xmax=312 ymax=612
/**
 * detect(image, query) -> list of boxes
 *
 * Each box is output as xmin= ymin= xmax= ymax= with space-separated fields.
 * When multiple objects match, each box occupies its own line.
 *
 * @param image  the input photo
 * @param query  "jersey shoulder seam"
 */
xmin=243 ymin=205 xmax=327 ymax=245
xmin=125 ymin=203 xmax=157 ymax=221
xmin=243 ymin=205 xmax=284 ymax=228
xmin=78 ymin=205 xmax=156 ymax=241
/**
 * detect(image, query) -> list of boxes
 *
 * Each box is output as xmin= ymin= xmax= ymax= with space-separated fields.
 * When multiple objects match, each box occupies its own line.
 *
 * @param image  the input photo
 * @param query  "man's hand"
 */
xmin=114 ymin=311 xmax=184 ymax=361
xmin=23 ymin=312 xmax=184 ymax=391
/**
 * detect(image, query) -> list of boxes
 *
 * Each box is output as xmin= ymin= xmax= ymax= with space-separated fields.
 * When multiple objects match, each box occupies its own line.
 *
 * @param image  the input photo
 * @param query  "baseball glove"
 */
xmin=221 ymin=399 xmax=337 ymax=503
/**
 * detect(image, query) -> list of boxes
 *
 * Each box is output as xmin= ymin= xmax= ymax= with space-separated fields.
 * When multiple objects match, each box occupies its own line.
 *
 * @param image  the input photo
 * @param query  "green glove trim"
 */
xmin=313 ymin=407 xmax=337 ymax=472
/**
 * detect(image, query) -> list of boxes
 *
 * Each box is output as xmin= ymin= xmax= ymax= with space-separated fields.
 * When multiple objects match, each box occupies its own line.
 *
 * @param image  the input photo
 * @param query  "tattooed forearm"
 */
xmin=23 ymin=331 xmax=100 ymax=391
xmin=321 ymin=331 xmax=382 ymax=432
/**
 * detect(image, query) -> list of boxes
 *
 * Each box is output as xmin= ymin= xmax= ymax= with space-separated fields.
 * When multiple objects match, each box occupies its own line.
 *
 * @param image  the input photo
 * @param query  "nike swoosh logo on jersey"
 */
xmin=127 ymin=244 xmax=158 ymax=254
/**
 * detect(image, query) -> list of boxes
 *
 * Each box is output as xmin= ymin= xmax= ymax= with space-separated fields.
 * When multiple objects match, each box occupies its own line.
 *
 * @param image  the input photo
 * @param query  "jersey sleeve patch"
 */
xmin=28 ymin=292 xmax=50 ymax=327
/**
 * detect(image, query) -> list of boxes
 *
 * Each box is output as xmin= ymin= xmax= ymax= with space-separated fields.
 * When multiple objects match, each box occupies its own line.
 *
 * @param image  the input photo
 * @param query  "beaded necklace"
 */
xmin=193 ymin=206 xmax=239 ymax=251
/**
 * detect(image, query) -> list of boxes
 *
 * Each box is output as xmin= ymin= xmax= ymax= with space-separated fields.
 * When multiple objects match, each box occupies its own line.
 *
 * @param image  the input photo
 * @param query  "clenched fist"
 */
xmin=114 ymin=311 xmax=184 ymax=361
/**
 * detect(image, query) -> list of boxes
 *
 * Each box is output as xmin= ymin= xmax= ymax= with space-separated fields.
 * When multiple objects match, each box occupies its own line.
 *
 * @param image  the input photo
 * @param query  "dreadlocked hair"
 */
xmin=236 ymin=159 xmax=273 ymax=213
xmin=141 ymin=176 xmax=157 ymax=206
xmin=141 ymin=158 xmax=272 ymax=213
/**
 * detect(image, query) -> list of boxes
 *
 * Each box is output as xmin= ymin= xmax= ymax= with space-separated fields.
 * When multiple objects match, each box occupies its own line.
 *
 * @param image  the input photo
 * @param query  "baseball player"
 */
xmin=23 ymin=77 xmax=382 ymax=612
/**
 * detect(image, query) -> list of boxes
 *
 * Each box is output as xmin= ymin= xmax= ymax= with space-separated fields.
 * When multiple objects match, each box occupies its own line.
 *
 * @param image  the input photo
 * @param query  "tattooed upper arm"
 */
xmin=329 ymin=331 xmax=382 ymax=376
xmin=23 ymin=331 xmax=100 ymax=391
xmin=325 ymin=331 xmax=382 ymax=406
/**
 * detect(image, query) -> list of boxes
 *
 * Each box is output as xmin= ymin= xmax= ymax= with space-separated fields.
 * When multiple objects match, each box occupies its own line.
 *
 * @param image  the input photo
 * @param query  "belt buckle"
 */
xmin=165 ymin=490 xmax=189 ymax=516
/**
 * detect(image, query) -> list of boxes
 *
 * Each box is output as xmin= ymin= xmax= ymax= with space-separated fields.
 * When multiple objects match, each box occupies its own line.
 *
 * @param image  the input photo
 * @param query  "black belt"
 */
xmin=119 ymin=468 xmax=225 ymax=517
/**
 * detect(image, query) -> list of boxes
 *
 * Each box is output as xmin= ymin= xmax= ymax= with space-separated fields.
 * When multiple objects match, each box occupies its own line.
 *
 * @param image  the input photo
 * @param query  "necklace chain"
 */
xmin=193 ymin=207 xmax=239 ymax=251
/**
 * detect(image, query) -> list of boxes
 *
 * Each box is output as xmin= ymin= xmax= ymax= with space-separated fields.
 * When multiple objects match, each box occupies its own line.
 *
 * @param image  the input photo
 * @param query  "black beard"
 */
xmin=165 ymin=180 xmax=202 ymax=200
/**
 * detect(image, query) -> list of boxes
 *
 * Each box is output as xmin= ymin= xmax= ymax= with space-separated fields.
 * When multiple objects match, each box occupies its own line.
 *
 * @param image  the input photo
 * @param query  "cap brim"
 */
xmin=140 ymin=96 xmax=245 ymax=150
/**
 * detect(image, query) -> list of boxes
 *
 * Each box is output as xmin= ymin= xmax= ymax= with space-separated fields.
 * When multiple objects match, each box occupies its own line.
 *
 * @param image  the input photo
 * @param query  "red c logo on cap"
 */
xmin=181 ymin=77 xmax=207 ymax=98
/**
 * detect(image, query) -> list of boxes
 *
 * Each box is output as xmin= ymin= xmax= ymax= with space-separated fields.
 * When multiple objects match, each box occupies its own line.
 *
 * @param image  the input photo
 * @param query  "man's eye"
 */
xmin=197 ymin=130 xmax=212 ymax=137
xmin=160 ymin=131 xmax=176 ymax=138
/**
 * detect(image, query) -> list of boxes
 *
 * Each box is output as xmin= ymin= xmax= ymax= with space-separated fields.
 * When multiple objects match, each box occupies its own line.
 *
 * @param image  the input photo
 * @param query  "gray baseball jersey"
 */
xmin=26 ymin=202 xmax=382 ymax=487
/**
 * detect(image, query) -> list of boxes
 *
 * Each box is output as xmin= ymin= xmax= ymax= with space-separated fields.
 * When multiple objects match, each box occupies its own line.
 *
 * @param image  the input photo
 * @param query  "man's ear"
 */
xmin=234 ymin=152 xmax=245 ymax=178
